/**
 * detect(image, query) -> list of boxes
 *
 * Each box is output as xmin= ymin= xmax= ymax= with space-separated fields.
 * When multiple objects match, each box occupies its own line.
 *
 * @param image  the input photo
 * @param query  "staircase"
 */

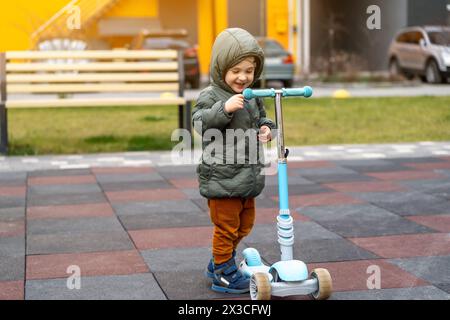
xmin=31 ymin=0 xmax=121 ymax=46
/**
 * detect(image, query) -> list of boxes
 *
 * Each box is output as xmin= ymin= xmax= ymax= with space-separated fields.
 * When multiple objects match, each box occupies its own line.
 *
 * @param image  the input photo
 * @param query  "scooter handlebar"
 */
xmin=243 ymin=86 xmax=313 ymax=99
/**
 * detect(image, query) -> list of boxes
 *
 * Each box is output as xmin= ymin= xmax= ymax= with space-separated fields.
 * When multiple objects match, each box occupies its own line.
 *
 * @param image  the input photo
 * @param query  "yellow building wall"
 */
xmin=266 ymin=0 xmax=289 ymax=50
xmin=105 ymin=0 xmax=158 ymax=18
xmin=0 ymin=0 xmax=68 ymax=51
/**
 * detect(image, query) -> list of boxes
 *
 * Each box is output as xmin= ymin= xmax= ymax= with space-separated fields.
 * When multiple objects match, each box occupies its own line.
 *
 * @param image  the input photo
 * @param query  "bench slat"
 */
xmin=8 ymin=83 xmax=179 ymax=93
xmin=6 ymin=72 xmax=179 ymax=83
xmin=6 ymin=97 xmax=186 ymax=108
xmin=6 ymin=50 xmax=178 ymax=60
xmin=6 ymin=62 xmax=178 ymax=72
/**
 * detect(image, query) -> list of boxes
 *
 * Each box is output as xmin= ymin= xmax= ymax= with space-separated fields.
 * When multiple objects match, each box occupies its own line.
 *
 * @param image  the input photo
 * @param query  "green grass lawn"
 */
xmin=7 ymin=96 xmax=450 ymax=155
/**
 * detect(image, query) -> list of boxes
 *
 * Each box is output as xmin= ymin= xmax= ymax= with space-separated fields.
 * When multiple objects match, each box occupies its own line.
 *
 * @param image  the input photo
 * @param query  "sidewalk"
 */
xmin=1 ymin=148 xmax=450 ymax=299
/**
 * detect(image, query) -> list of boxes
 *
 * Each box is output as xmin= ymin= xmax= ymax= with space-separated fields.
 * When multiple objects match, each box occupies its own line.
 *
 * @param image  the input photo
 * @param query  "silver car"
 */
xmin=388 ymin=26 xmax=450 ymax=83
xmin=256 ymin=38 xmax=295 ymax=87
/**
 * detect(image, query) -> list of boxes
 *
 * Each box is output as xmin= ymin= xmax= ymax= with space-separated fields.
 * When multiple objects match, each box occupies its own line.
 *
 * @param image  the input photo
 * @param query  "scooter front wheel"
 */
xmin=250 ymin=272 xmax=271 ymax=300
xmin=310 ymin=268 xmax=332 ymax=300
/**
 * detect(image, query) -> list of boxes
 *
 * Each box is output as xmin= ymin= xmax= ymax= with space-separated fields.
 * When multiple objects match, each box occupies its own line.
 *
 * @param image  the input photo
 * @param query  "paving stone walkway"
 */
xmin=1 ymin=155 xmax=450 ymax=300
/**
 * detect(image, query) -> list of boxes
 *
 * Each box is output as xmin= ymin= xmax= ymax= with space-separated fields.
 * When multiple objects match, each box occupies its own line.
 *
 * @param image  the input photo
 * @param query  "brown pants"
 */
xmin=208 ymin=198 xmax=256 ymax=265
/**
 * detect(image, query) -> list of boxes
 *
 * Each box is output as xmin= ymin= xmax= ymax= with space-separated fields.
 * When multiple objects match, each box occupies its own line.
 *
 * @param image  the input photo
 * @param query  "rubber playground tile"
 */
xmin=99 ymin=180 xmax=173 ymax=192
xmin=284 ymin=192 xmax=364 ymax=209
xmin=27 ymin=184 xmax=102 ymax=196
xmin=372 ymin=198 xmax=450 ymax=216
xmin=26 ymin=250 xmax=149 ymax=280
xmin=324 ymin=181 xmax=405 ymax=193
xmin=105 ymin=188 xmax=187 ymax=203
xmin=294 ymin=166 xmax=360 ymax=176
xmin=254 ymin=208 xmax=311 ymax=225
xmin=403 ymin=161 xmax=450 ymax=170
xmin=27 ymin=203 xmax=115 ymax=220
xmin=0 ymin=237 xmax=25 ymax=281
xmin=307 ymin=259 xmax=428 ymax=292
xmin=0 ymin=207 xmax=25 ymax=220
xmin=245 ymin=221 xmax=341 ymax=245
xmin=298 ymin=173 xmax=375 ymax=184
xmin=263 ymin=183 xmax=334 ymax=197
xmin=141 ymin=247 xmax=216 ymax=273
xmin=91 ymin=166 xmax=155 ymax=174
xmin=94 ymin=172 xmax=164 ymax=184
xmin=0 ymin=172 xmax=27 ymax=182
xmin=168 ymin=178 xmax=199 ymax=189
xmin=153 ymin=270 xmax=242 ymax=300
xmin=0 ymin=281 xmax=24 ymax=300
xmin=28 ymin=175 xmax=97 ymax=186
xmin=388 ymin=157 xmax=448 ymax=164
xmin=0 ymin=220 xmax=25 ymax=238
xmin=27 ymin=192 xmax=107 ymax=207
xmin=129 ymin=226 xmax=213 ymax=250
xmin=335 ymin=159 xmax=411 ymax=173
xmin=27 ymin=231 xmax=134 ymax=255
xmin=299 ymin=204 xmax=435 ymax=237
xmin=112 ymin=200 xmax=202 ymax=216
xmin=0 ymin=197 xmax=26 ymax=209
xmin=406 ymin=215 xmax=450 ymax=232
xmin=245 ymin=238 xmax=378 ymax=265
xmin=118 ymin=210 xmax=211 ymax=230
xmin=27 ymin=169 xmax=92 ymax=177
xmin=349 ymin=233 xmax=450 ymax=258
xmin=388 ymin=255 xmax=450 ymax=286
xmin=27 ymin=217 xmax=125 ymax=236
xmin=191 ymin=198 xmax=210 ymax=212
xmin=180 ymin=188 xmax=204 ymax=200
xmin=330 ymin=286 xmax=450 ymax=300
xmin=287 ymin=160 xmax=335 ymax=169
xmin=25 ymin=273 xmax=166 ymax=300
xmin=436 ymin=283 xmax=450 ymax=293
xmin=365 ymin=170 xmax=444 ymax=181
xmin=0 ymin=186 xmax=26 ymax=197
xmin=264 ymin=175 xmax=314 ymax=187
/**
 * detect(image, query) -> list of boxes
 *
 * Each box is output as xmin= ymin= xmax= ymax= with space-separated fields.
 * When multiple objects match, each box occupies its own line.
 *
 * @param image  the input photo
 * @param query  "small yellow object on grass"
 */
xmin=332 ymin=89 xmax=351 ymax=99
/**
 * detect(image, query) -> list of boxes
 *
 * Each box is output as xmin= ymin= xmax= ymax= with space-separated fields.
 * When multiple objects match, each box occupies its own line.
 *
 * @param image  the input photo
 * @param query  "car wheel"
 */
xmin=389 ymin=58 xmax=402 ymax=78
xmin=425 ymin=60 xmax=442 ymax=84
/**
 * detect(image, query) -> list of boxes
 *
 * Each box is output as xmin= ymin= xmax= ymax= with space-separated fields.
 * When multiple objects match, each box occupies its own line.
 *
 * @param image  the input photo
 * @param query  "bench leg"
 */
xmin=0 ymin=103 xmax=7 ymax=154
xmin=184 ymin=101 xmax=192 ymax=135
xmin=178 ymin=105 xmax=184 ymax=129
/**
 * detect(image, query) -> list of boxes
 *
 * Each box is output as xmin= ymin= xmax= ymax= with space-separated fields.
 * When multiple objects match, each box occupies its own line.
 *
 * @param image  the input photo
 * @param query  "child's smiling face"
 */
xmin=224 ymin=57 xmax=256 ymax=93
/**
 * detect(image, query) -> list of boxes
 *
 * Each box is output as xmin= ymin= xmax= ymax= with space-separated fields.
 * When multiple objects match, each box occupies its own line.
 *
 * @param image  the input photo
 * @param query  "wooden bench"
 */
xmin=0 ymin=49 xmax=192 ymax=154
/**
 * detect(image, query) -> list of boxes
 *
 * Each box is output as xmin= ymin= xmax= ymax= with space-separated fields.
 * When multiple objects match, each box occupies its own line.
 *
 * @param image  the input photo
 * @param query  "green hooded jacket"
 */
xmin=192 ymin=28 xmax=276 ymax=199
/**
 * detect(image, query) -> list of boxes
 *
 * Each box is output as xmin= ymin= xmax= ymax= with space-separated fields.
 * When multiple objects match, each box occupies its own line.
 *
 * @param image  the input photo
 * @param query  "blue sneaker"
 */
xmin=211 ymin=257 xmax=250 ymax=294
xmin=205 ymin=250 xmax=236 ymax=279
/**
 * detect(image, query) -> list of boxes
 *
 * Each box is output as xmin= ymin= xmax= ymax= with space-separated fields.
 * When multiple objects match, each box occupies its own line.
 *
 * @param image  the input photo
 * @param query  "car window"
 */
xmin=396 ymin=32 xmax=409 ymax=43
xmin=427 ymin=31 xmax=450 ymax=46
xmin=396 ymin=31 xmax=423 ymax=45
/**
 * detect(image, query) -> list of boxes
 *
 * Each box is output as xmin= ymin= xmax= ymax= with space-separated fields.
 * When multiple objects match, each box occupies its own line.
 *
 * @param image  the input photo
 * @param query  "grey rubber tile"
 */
xmin=27 ymin=169 xmax=92 ymax=177
xmin=0 ymin=172 xmax=27 ymax=182
xmin=118 ymin=210 xmax=211 ymax=230
xmin=299 ymin=204 xmax=434 ymax=237
xmin=94 ymin=172 xmax=164 ymax=184
xmin=100 ymin=180 xmax=173 ymax=192
xmin=153 ymin=270 xmax=244 ymax=300
xmin=0 ymin=207 xmax=25 ymax=220
xmin=330 ymin=286 xmax=450 ymax=300
xmin=27 ymin=231 xmax=134 ymax=255
xmin=244 ymin=238 xmax=378 ymax=264
xmin=435 ymin=283 xmax=450 ymax=293
xmin=0 ymin=237 xmax=25 ymax=281
xmin=398 ymin=180 xmax=450 ymax=200
xmin=0 ymin=197 xmax=26 ymax=209
xmin=263 ymin=183 xmax=334 ymax=196
xmin=300 ymin=174 xmax=375 ymax=184
xmin=181 ymin=188 xmax=203 ymax=200
xmin=27 ymin=193 xmax=107 ymax=207
xmin=28 ymin=184 xmax=102 ymax=196
xmin=27 ymin=217 xmax=125 ymax=235
xmin=373 ymin=199 xmax=450 ymax=216
xmin=113 ymin=200 xmax=202 ymax=216
xmin=264 ymin=175 xmax=314 ymax=186
xmin=389 ymin=255 xmax=450 ymax=285
xmin=388 ymin=157 xmax=448 ymax=164
xmin=25 ymin=273 xmax=166 ymax=300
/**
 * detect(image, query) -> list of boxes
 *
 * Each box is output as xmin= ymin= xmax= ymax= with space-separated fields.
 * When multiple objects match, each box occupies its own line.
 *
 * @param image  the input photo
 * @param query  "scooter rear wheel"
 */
xmin=250 ymin=272 xmax=271 ymax=300
xmin=310 ymin=268 xmax=332 ymax=300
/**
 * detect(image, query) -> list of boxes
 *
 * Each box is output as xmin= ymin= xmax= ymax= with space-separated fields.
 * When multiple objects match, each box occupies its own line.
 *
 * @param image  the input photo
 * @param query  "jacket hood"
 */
xmin=210 ymin=28 xmax=264 ymax=94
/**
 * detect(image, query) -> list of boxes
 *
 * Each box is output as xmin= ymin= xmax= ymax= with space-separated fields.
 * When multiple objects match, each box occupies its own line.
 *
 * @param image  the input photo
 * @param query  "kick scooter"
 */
xmin=240 ymin=86 xmax=332 ymax=300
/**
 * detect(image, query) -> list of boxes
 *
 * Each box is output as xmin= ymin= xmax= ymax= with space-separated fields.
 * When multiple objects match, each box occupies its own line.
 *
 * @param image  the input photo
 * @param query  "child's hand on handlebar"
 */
xmin=224 ymin=94 xmax=244 ymax=114
xmin=258 ymin=125 xmax=272 ymax=143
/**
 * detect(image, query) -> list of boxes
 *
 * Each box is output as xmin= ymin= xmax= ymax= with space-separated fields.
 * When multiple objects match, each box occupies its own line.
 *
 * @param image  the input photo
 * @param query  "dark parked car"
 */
xmin=131 ymin=32 xmax=200 ymax=89
xmin=256 ymin=38 xmax=295 ymax=87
